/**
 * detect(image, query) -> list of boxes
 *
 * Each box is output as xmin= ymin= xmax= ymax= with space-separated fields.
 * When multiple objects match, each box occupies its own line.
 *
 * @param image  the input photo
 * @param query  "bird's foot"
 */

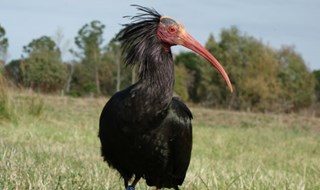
xmin=126 ymin=185 xmax=135 ymax=190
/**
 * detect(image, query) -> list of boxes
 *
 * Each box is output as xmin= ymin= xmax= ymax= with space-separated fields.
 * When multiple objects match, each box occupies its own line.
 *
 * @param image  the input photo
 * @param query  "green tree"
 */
xmin=207 ymin=27 xmax=283 ymax=111
xmin=100 ymin=37 xmax=136 ymax=94
xmin=70 ymin=37 xmax=123 ymax=97
xmin=74 ymin=20 xmax=105 ymax=95
xmin=175 ymin=51 xmax=223 ymax=106
xmin=278 ymin=46 xmax=316 ymax=111
xmin=174 ymin=62 xmax=190 ymax=100
xmin=313 ymin=70 xmax=320 ymax=102
xmin=105 ymin=38 xmax=122 ymax=92
xmin=22 ymin=36 xmax=67 ymax=93
xmin=69 ymin=62 xmax=96 ymax=96
xmin=174 ymin=27 xmax=315 ymax=112
xmin=0 ymin=24 xmax=8 ymax=63
xmin=204 ymin=33 xmax=231 ymax=107
xmin=175 ymin=52 xmax=204 ymax=102
xmin=5 ymin=59 xmax=24 ymax=85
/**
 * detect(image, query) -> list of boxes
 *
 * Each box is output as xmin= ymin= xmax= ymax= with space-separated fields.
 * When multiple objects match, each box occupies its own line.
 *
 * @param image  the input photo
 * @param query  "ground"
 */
xmin=0 ymin=92 xmax=319 ymax=189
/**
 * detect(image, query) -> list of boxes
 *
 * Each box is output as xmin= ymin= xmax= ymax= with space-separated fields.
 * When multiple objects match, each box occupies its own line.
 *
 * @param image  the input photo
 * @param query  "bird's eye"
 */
xmin=167 ymin=25 xmax=177 ymax=34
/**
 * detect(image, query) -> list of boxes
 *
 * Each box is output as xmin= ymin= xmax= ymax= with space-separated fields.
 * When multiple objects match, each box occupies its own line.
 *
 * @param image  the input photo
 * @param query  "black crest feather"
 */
xmin=116 ymin=5 xmax=162 ymax=72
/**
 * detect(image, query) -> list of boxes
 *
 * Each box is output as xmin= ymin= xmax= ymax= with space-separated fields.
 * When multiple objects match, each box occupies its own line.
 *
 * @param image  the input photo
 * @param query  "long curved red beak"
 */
xmin=177 ymin=30 xmax=233 ymax=93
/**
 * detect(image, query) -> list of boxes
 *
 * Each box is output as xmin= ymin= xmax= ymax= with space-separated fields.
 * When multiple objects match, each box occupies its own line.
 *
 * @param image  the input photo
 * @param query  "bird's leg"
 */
xmin=126 ymin=176 xmax=141 ymax=190
xmin=124 ymin=180 xmax=129 ymax=189
xmin=131 ymin=176 xmax=141 ymax=187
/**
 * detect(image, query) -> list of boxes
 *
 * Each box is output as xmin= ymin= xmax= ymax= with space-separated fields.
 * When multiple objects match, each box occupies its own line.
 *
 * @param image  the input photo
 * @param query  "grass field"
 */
xmin=0 ymin=92 xmax=320 ymax=189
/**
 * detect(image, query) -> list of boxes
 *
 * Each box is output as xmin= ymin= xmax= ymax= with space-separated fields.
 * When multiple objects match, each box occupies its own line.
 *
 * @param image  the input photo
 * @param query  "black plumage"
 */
xmin=99 ymin=5 xmax=232 ymax=190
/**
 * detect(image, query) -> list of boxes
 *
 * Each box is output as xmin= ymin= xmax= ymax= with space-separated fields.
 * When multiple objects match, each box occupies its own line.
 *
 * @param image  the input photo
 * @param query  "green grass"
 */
xmin=0 ymin=92 xmax=320 ymax=189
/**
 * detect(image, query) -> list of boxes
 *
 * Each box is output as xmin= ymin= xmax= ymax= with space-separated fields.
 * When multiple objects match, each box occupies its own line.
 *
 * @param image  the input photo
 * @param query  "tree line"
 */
xmin=0 ymin=21 xmax=319 ymax=113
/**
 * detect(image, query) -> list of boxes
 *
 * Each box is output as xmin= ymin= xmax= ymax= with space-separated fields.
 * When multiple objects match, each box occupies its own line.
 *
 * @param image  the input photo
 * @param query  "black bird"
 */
xmin=99 ymin=5 xmax=233 ymax=190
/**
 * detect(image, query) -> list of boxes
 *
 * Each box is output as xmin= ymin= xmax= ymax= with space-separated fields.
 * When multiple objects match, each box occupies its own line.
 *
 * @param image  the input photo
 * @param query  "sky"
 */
xmin=1 ymin=0 xmax=319 ymax=70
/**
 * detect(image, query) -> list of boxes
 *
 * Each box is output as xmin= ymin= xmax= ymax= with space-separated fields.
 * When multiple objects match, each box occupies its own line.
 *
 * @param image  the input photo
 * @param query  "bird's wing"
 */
xmin=171 ymin=97 xmax=193 ymax=119
xmin=100 ymin=85 xmax=134 ymax=122
xmin=169 ymin=97 xmax=193 ymax=185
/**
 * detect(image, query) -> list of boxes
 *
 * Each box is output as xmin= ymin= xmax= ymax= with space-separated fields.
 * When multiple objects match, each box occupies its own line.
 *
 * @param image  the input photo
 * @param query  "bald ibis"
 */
xmin=99 ymin=5 xmax=233 ymax=190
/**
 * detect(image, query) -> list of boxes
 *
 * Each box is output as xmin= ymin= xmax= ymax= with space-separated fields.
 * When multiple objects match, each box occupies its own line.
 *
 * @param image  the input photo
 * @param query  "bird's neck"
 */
xmin=133 ymin=48 xmax=175 ymax=115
